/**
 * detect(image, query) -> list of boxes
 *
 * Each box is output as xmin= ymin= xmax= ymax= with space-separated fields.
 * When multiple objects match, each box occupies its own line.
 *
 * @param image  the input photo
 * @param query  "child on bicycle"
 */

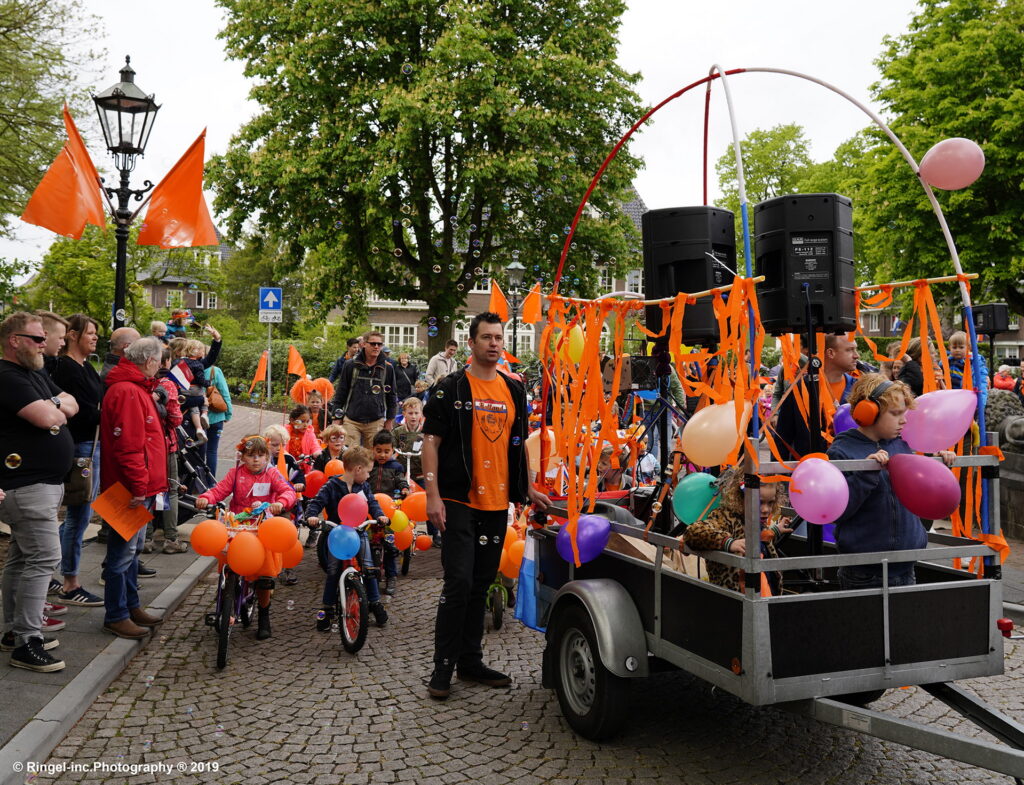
xmin=369 ymin=430 xmax=408 ymax=595
xmin=305 ymin=446 xmax=390 ymax=629
xmin=263 ymin=423 xmax=305 ymax=585
xmin=195 ymin=435 xmax=297 ymax=640
xmin=311 ymin=424 xmax=346 ymax=473
xmin=286 ymin=404 xmax=320 ymax=460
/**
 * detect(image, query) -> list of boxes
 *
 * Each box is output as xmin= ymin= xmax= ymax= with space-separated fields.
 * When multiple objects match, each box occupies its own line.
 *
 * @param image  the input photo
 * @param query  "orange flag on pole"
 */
xmin=21 ymin=106 xmax=106 ymax=239
xmin=521 ymin=282 xmax=543 ymax=324
xmin=489 ymin=279 xmax=510 ymax=322
xmin=287 ymin=345 xmax=307 ymax=378
xmin=249 ymin=350 xmax=269 ymax=393
xmin=137 ymin=129 xmax=218 ymax=248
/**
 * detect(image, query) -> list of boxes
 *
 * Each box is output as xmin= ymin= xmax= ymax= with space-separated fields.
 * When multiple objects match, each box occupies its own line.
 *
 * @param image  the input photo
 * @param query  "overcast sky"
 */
xmin=1 ymin=0 xmax=923 ymax=267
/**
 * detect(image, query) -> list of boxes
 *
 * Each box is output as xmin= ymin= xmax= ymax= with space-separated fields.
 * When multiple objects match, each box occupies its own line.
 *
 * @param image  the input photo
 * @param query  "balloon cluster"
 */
xmin=191 ymin=512 xmax=302 ymax=577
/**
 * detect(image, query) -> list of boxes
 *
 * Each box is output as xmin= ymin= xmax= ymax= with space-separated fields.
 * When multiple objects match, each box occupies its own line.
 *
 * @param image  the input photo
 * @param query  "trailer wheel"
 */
xmin=551 ymin=603 xmax=628 ymax=740
xmin=835 ymin=689 xmax=887 ymax=707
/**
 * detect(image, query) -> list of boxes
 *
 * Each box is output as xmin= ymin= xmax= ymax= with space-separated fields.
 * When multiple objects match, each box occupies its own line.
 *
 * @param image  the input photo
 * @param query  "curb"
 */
xmin=0 ymin=556 xmax=215 ymax=785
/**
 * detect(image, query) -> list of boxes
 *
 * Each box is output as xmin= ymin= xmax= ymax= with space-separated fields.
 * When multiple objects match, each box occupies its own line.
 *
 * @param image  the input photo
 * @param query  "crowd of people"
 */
xmin=0 ymin=312 xmax=230 ymax=672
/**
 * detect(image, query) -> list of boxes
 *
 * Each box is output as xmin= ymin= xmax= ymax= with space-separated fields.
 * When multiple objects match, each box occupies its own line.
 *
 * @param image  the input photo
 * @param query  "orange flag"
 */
xmin=249 ymin=350 xmax=269 ymax=393
xmin=21 ymin=106 xmax=106 ymax=239
xmin=489 ymin=279 xmax=510 ymax=322
xmin=277 ymin=443 xmax=288 ymax=478
xmin=137 ymin=129 xmax=218 ymax=248
xmin=287 ymin=345 xmax=307 ymax=378
xmin=521 ymin=282 xmax=543 ymax=323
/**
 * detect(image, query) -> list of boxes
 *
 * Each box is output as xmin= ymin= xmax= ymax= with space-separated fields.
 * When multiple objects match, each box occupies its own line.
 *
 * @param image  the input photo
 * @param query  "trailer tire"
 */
xmin=835 ymin=689 xmax=887 ymax=707
xmin=551 ymin=603 xmax=628 ymax=740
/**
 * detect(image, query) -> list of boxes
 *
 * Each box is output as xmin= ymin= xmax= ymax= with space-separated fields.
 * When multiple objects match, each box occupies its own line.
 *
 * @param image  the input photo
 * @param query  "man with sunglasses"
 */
xmin=0 ymin=312 xmax=79 ymax=672
xmin=330 ymin=330 xmax=399 ymax=448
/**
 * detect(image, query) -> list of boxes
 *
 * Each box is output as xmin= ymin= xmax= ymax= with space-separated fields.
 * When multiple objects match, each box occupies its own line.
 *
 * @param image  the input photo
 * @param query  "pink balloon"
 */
xmin=918 ymin=137 xmax=985 ymax=190
xmin=901 ymin=389 xmax=976 ymax=453
xmin=888 ymin=453 xmax=960 ymax=520
xmin=790 ymin=457 xmax=849 ymax=525
xmin=337 ymin=492 xmax=369 ymax=527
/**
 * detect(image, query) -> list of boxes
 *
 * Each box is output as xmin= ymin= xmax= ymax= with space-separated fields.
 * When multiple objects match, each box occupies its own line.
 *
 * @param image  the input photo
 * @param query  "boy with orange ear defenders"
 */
xmin=826 ymin=373 xmax=955 ymax=590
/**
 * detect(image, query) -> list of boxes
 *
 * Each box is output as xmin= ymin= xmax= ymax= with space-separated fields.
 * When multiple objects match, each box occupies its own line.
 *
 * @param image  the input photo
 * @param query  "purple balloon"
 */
xmin=833 ymin=403 xmax=856 ymax=435
xmin=888 ymin=453 xmax=961 ymax=520
xmin=790 ymin=458 xmax=849 ymax=525
xmin=556 ymin=514 xmax=611 ymax=564
xmin=901 ymin=389 xmax=976 ymax=453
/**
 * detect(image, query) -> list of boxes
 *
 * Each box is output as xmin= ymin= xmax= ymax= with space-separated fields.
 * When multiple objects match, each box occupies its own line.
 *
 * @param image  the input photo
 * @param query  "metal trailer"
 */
xmin=532 ymin=451 xmax=1024 ymax=780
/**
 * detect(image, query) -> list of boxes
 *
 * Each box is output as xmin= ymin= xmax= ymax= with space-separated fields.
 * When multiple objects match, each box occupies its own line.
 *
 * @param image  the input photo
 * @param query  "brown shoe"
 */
xmin=130 ymin=608 xmax=164 ymax=627
xmin=163 ymin=539 xmax=189 ymax=554
xmin=103 ymin=619 xmax=150 ymax=639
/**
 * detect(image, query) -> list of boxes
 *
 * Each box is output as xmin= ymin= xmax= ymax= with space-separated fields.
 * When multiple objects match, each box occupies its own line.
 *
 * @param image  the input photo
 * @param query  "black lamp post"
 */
xmin=93 ymin=56 xmax=160 ymax=329
xmin=506 ymin=259 xmax=526 ymax=357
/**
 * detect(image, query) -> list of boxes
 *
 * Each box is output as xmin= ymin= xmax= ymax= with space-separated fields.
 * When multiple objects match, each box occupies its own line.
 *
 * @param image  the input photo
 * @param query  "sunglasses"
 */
xmin=367 ymin=341 xmax=384 ymax=347
xmin=16 ymin=333 xmax=46 ymax=344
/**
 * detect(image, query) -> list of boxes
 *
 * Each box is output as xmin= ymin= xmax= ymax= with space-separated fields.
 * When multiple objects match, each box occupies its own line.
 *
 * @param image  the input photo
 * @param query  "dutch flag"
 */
xmin=169 ymin=360 xmax=194 ymax=391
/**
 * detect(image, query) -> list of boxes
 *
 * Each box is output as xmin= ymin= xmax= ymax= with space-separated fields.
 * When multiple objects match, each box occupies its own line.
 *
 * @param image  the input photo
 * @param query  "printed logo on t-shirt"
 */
xmin=474 ymin=397 xmax=508 ymax=442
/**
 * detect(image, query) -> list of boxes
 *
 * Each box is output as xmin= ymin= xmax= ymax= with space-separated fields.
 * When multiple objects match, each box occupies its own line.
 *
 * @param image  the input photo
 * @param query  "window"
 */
xmin=373 ymin=324 xmax=417 ymax=349
xmin=599 ymin=267 xmax=613 ymax=292
xmin=868 ymin=312 xmax=880 ymax=332
xmin=207 ymin=292 xmax=218 ymax=310
xmin=470 ymin=269 xmax=491 ymax=294
xmin=194 ymin=290 xmax=205 ymax=309
xmin=1010 ymin=314 xmax=1020 ymax=331
xmin=626 ymin=270 xmax=643 ymax=295
xmin=165 ymin=289 xmax=183 ymax=308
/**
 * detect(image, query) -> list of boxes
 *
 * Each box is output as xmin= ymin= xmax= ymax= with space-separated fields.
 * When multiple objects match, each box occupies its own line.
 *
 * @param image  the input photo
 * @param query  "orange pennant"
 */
xmin=21 ymin=106 xmax=106 ymax=239
xmin=277 ymin=442 xmax=288 ymax=477
xmin=249 ymin=350 xmax=268 ymax=393
xmin=137 ymin=129 xmax=218 ymax=248
xmin=287 ymin=345 xmax=307 ymax=378
xmin=489 ymin=279 xmax=510 ymax=322
xmin=521 ymin=282 xmax=542 ymax=323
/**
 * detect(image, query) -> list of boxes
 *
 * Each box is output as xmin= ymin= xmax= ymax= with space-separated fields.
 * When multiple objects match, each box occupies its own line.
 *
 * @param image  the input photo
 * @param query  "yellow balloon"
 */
xmin=567 ymin=324 xmax=585 ymax=363
xmin=390 ymin=510 xmax=410 ymax=533
xmin=680 ymin=401 xmax=752 ymax=467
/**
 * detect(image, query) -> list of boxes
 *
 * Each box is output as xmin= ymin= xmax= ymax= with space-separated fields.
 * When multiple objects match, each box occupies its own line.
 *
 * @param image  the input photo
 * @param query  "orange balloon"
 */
xmin=402 ymin=492 xmax=427 ymax=522
xmin=282 ymin=539 xmax=304 ymax=568
xmin=503 ymin=525 xmax=518 ymax=551
xmin=258 ymin=516 xmax=298 ymax=554
xmin=375 ymin=493 xmax=396 ymax=518
xmin=499 ymin=549 xmax=518 ymax=580
xmin=258 ymin=546 xmax=282 ymax=577
xmin=325 ymin=459 xmax=345 ymax=477
xmin=415 ymin=534 xmax=433 ymax=551
xmin=191 ymin=519 xmax=229 ymax=557
xmin=227 ymin=532 xmax=266 ymax=576
xmin=508 ymin=539 xmax=526 ymax=570
xmin=393 ymin=526 xmax=414 ymax=551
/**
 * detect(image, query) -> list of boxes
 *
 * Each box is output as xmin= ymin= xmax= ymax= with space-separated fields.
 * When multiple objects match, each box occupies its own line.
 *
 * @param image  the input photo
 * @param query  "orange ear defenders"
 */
xmin=851 ymin=380 xmax=894 ymax=427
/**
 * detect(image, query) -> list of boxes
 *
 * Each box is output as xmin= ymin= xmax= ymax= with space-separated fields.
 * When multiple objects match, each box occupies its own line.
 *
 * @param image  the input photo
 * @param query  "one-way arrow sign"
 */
xmin=259 ymin=287 xmax=282 ymax=311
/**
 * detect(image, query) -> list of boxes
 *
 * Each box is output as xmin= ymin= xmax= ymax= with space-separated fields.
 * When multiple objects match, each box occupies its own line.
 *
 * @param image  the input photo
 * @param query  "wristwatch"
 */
xmin=50 ymin=396 xmax=61 ymax=409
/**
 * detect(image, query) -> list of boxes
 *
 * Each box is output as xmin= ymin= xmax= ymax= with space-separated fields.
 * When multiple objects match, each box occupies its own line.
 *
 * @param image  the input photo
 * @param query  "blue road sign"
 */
xmin=259 ymin=287 xmax=282 ymax=311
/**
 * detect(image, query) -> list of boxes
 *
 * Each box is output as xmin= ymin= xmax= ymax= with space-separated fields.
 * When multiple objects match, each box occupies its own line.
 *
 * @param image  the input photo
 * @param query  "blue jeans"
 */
xmin=59 ymin=441 xmax=101 ymax=577
xmin=205 ymin=421 xmax=225 ymax=478
xmin=838 ymin=565 xmax=916 ymax=590
xmin=103 ymin=516 xmax=149 ymax=624
xmin=320 ymin=528 xmax=381 ymax=606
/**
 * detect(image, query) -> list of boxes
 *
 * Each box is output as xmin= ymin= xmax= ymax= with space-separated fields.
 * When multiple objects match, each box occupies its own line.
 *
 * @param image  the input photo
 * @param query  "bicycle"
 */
xmin=202 ymin=502 xmax=267 ymax=669
xmin=317 ymin=519 xmax=387 ymax=654
xmin=393 ymin=445 xmax=424 ymax=575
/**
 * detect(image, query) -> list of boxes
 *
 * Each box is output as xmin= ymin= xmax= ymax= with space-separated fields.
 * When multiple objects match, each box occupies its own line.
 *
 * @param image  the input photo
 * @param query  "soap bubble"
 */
xmin=335 ymin=220 xmax=342 ymax=229
xmin=432 ymin=265 xmax=442 ymax=274
xmin=5 ymin=453 xmax=22 ymax=469
xmin=401 ymin=63 xmax=413 ymax=75
xmin=313 ymin=337 xmax=326 ymax=349
xmin=511 ymin=436 xmax=521 ymax=446
xmin=478 ymin=536 xmax=488 ymax=546
xmin=428 ymin=316 xmax=437 ymax=325
xmin=286 ymin=600 xmax=294 ymax=610
xmin=427 ymin=326 xmax=439 ymax=337
xmin=316 ymin=610 xmax=326 ymax=620
xmin=393 ymin=249 xmax=403 ymax=257
xmin=49 ymin=425 xmax=61 ymax=436
xmin=435 ymin=390 xmax=445 ymax=399
xmin=115 ymin=308 xmax=127 ymax=322
xmin=454 ymin=401 xmax=462 ymax=410
xmin=113 ymin=427 xmax=122 ymax=437
xmin=371 ymin=385 xmax=382 ymax=395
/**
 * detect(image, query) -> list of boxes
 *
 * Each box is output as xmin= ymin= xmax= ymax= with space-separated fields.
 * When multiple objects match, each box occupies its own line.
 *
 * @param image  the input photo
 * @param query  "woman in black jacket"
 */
xmin=394 ymin=353 xmax=418 ymax=402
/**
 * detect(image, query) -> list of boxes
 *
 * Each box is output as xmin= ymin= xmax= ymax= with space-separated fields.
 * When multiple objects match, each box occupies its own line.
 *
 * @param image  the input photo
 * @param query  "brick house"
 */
xmin=138 ymin=233 xmax=234 ymax=313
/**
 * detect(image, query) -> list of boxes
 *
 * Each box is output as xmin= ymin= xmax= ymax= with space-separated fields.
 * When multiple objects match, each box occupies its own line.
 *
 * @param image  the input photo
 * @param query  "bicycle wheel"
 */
xmin=238 ymin=580 xmax=257 ymax=628
xmin=216 ymin=570 xmax=237 ymax=669
xmin=338 ymin=573 xmax=368 ymax=654
xmin=488 ymin=583 xmax=505 ymax=631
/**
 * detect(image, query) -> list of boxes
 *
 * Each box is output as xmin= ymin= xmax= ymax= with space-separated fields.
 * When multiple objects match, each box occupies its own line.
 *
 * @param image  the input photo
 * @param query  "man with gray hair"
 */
xmin=0 ymin=312 xmax=78 ymax=671
xmin=100 ymin=326 xmax=141 ymax=380
xmin=99 ymin=336 xmax=168 ymax=639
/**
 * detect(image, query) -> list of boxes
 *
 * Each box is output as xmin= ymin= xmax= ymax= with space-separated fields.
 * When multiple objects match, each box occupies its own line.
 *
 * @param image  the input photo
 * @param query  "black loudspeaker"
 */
xmin=642 ymin=206 xmax=736 ymax=345
xmin=754 ymin=193 xmax=856 ymax=335
xmin=964 ymin=303 xmax=1009 ymax=335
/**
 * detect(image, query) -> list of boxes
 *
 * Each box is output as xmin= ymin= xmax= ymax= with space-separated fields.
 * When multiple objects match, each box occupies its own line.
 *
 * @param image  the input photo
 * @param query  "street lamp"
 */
xmin=93 ymin=56 xmax=160 ymax=329
xmin=506 ymin=259 xmax=526 ymax=357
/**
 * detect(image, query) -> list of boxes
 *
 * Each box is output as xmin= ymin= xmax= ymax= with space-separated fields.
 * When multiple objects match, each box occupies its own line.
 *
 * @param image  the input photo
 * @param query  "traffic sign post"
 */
xmin=258 ymin=287 xmax=283 ymax=401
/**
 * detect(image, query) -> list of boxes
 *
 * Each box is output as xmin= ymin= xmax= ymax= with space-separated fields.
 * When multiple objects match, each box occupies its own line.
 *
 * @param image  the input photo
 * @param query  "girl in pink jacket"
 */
xmin=195 ymin=435 xmax=297 ymax=640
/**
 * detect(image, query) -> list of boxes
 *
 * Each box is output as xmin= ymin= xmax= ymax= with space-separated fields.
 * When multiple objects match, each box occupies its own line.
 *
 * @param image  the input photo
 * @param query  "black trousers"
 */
xmin=433 ymin=501 xmax=507 ymax=669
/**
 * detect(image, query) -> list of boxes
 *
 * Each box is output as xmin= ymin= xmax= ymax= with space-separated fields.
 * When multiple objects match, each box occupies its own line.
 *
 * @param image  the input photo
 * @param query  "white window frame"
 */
xmin=599 ymin=267 xmax=613 ymax=292
xmin=372 ymin=324 xmax=418 ymax=349
xmin=508 ymin=320 xmax=534 ymax=354
xmin=207 ymin=292 xmax=218 ymax=310
xmin=1009 ymin=315 xmax=1020 ymax=331
xmin=626 ymin=270 xmax=643 ymax=295
xmin=165 ymin=289 xmax=183 ymax=308
xmin=194 ymin=290 xmax=206 ymax=309
xmin=868 ymin=312 xmax=880 ymax=332
xmin=470 ymin=269 xmax=491 ymax=294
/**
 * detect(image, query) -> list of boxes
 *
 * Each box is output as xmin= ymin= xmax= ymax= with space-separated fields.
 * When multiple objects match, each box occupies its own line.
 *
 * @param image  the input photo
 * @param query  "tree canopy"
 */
xmin=0 ymin=0 xmax=102 ymax=235
xmin=209 ymin=0 xmax=644 ymax=349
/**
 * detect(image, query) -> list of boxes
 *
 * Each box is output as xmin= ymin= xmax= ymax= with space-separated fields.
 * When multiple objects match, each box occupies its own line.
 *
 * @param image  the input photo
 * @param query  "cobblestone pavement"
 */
xmin=21 ymin=537 xmax=1024 ymax=785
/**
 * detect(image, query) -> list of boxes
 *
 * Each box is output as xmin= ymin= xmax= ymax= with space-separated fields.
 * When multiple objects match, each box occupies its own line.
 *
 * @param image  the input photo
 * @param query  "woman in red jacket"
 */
xmin=99 ymin=337 xmax=168 ymax=640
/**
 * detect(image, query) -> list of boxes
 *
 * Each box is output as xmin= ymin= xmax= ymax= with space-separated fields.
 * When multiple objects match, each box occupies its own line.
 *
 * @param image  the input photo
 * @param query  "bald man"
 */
xmin=100 ymin=327 xmax=140 ymax=381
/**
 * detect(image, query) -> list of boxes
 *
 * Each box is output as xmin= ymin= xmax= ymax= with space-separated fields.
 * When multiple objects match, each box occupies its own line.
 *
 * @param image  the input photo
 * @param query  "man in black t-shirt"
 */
xmin=0 ymin=312 xmax=78 ymax=672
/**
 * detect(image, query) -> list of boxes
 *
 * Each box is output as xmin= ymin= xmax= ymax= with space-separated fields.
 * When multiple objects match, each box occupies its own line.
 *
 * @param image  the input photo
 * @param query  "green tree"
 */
xmin=857 ymin=0 xmax=1024 ymax=314
xmin=209 ymin=0 xmax=644 ymax=352
xmin=0 ymin=0 xmax=103 ymax=234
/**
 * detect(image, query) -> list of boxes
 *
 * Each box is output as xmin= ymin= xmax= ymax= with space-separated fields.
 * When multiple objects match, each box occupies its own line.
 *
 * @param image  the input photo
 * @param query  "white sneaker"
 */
xmin=194 ymin=429 xmax=208 ymax=445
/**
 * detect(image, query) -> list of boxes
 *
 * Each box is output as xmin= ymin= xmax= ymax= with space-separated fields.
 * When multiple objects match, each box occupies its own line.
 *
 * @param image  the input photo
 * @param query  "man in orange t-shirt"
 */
xmin=421 ymin=312 xmax=550 ymax=700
